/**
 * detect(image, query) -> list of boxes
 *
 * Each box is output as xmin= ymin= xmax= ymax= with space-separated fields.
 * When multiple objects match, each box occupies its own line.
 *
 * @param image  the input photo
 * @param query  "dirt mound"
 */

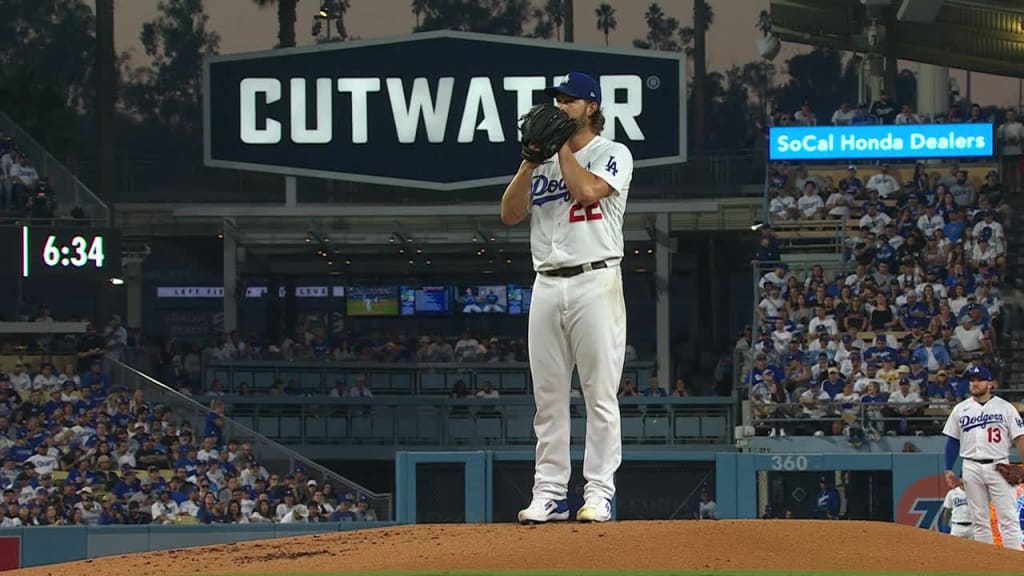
xmin=10 ymin=520 xmax=1024 ymax=575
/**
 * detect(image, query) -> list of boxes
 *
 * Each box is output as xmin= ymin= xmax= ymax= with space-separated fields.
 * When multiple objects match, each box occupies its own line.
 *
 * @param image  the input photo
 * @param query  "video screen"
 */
xmin=400 ymin=286 xmax=452 ymax=316
xmin=507 ymin=285 xmax=533 ymax=315
xmin=346 ymin=286 xmax=399 ymax=316
xmin=456 ymin=285 xmax=507 ymax=314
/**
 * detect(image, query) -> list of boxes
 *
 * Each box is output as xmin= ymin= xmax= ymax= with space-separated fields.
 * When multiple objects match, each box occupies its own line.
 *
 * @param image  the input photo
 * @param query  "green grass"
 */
xmin=211 ymin=565 xmax=1003 ymax=569
xmin=207 ymin=571 xmax=1001 ymax=576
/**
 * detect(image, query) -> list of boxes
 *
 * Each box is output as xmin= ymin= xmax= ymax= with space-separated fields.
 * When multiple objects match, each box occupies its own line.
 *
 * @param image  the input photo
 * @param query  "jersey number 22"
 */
xmin=569 ymin=201 xmax=603 ymax=222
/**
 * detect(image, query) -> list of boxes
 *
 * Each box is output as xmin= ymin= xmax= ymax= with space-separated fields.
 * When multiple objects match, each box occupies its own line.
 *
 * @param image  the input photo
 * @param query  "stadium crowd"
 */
xmin=745 ymin=99 xmax=1022 ymax=440
xmin=0 ymin=347 xmax=378 ymax=527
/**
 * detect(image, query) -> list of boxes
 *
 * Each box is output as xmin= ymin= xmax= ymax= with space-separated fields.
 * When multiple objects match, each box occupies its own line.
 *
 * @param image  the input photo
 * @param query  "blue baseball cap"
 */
xmin=545 ymin=72 xmax=602 ymax=105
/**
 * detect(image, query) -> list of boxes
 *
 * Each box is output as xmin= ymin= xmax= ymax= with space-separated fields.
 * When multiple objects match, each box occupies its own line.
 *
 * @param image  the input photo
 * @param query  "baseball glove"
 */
xmin=995 ymin=463 xmax=1024 ymax=485
xmin=519 ymin=104 xmax=578 ymax=164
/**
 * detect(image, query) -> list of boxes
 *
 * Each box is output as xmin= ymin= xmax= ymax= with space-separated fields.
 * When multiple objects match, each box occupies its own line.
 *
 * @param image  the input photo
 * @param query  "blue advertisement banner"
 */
xmin=768 ymin=124 xmax=993 ymax=161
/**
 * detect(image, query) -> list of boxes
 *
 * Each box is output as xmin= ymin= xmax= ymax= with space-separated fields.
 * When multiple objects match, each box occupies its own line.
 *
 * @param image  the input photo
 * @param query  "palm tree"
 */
xmin=545 ymin=0 xmax=565 ymax=41
xmin=595 ymin=3 xmax=616 ymax=46
xmin=412 ymin=0 xmax=429 ymax=29
xmin=252 ymin=0 xmax=299 ymax=48
xmin=692 ymin=0 xmax=712 ymax=152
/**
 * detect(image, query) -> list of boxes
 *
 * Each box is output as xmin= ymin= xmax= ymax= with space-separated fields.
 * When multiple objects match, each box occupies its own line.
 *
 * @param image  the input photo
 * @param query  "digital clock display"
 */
xmin=21 ymin=226 xmax=121 ymax=279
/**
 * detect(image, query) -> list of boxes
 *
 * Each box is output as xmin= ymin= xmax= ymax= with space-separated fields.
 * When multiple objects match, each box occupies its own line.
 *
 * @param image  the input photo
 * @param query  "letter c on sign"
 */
xmin=240 ymin=78 xmax=282 ymax=144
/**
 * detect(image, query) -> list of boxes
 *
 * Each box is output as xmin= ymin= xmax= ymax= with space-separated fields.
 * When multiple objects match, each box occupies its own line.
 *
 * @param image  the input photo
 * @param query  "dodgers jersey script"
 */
xmin=944 ymin=486 xmax=970 ymax=524
xmin=943 ymin=395 xmax=1024 ymax=460
xmin=527 ymin=135 xmax=633 ymax=271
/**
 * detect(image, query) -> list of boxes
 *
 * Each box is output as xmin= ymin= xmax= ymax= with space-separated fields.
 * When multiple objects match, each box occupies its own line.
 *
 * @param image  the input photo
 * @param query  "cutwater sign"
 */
xmin=769 ymin=124 xmax=993 ymax=161
xmin=203 ymin=31 xmax=685 ymax=190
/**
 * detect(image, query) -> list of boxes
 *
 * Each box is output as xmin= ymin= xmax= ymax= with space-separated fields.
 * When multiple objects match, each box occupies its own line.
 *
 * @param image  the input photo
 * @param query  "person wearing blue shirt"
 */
xmin=942 ymin=210 xmax=969 ymax=243
xmin=80 ymin=362 xmax=111 ymax=390
xmin=821 ymin=369 xmax=846 ymax=398
xmin=814 ymin=477 xmax=841 ymax=519
xmin=899 ymin=292 xmax=930 ymax=330
xmin=864 ymin=335 xmax=897 ymax=364
xmin=926 ymin=371 xmax=961 ymax=404
xmin=112 ymin=467 xmax=142 ymax=501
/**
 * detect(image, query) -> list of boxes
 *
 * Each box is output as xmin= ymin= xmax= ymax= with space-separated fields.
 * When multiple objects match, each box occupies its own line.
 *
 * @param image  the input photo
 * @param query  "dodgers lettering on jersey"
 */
xmin=944 ymin=486 xmax=970 ymax=524
xmin=527 ymin=135 xmax=633 ymax=271
xmin=942 ymin=395 xmax=1024 ymax=460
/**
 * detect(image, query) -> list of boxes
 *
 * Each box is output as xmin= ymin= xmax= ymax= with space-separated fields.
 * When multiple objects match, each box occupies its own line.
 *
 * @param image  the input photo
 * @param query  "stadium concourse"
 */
xmin=0 ymin=339 xmax=380 ymax=527
xmin=745 ymin=96 xmax=1023 ymax=441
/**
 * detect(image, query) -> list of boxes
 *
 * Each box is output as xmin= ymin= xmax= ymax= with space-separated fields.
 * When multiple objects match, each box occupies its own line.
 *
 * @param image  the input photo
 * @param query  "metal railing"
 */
xmin=195 ymin=395 xmax=737 ymax=447
xmin=0 ymin=110 xmax=109 ymax=225
xmin=106 ymin=359 xmax=393 ymax=521
xmin=204 ymin=359 xmax=657 ymax=397
xmin=749 ymin=400 xmax=961 ymax=436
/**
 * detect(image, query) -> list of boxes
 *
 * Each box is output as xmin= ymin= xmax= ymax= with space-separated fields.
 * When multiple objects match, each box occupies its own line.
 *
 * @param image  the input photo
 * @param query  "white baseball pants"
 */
xmin=962 ymin=458 xmax=1022 ymax=549
xmin=527 ymin=263 xmax=625 ymax=503
xmin=949 ymin=523 xmax=974 ymax=539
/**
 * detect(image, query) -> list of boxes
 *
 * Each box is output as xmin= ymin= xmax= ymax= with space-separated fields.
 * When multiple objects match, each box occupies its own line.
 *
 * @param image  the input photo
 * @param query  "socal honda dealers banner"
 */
xmin=203 ymin=31 xmax=685 ymax=190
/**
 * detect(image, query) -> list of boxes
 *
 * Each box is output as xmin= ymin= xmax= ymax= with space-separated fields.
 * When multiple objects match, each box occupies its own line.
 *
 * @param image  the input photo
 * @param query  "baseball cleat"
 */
xmin=518 ymin=499 xmax=570 ymax=524
xmin=576 ymin=498 xmax=612 ymax=522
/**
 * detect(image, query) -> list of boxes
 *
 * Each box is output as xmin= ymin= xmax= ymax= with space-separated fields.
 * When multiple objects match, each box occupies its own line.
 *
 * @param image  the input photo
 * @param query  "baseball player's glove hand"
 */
xmin=995 ymin=463 xmax=1024 ymax=485
xmin=519 ymin=104 xmax=578 ymax=164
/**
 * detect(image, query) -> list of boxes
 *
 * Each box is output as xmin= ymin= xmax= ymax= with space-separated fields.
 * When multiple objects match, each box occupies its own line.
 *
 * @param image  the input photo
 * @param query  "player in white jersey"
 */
xmin=500 ymin=71 xmax=633 ymax=524
xmin=941 ymin=484 xmax=974 ymax=539
xmin=942 ymin=365 xmax=1024 ymax=548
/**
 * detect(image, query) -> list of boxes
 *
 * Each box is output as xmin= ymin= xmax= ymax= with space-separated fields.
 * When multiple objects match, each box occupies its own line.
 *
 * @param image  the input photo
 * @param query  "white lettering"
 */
xmin=386 ymin=77 xmax=454 ymax=143
xmin=502 ymin=77 xmax=546 ymax=133
xmin=337 ymin=78 xmax=381 ymax=144
xmin=290 ymin=78 xmax=333 ymax=144
xmin=458 ymin=77 xmax=504 ymax=143
xmin=600 ymin=75 xmax=644 ymax=141
xmin=240 ymin=78 xmax=281 ymax=144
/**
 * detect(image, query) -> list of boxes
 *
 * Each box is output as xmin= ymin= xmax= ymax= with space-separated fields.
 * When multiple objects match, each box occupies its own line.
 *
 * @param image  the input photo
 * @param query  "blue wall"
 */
xmin=0 ymin=522 xmax=397 ymax=570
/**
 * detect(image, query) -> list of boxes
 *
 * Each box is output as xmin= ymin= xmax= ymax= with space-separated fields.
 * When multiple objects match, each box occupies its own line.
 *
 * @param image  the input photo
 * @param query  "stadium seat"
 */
xmin=674 ymin=416 xmax=701 ymax=439
xmin=505 ymin=415 xmax=534 ymax=443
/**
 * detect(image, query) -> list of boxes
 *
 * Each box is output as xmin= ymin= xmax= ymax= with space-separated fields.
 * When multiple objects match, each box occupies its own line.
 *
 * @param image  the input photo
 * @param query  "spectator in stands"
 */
xmin=27 ymin=177 xmax=56 ymax=220
xmin=768 ymin=187 xmax=797 ymax=222
xmin=865 ymin=164 xmax=900 ymax=199
xmin=997 ymin=108 xmax=1022 ymax=193
xmin=895 ymin=104 xmax=921 ymax=124
xmin=850 ymin=103 xmax=878 ymax=125
xmin=886 ymin=377 xmax=923 ymax=434
xmin=793 ymin=102 xmax=817 ymax=126
xmin=798 ymin=182 xmax=825 ymax=220
xmin=831 ymin=101 xmax=855 ymax=125
xmin=869 ymin=89 xmax=898 ymax=124
xmin=8 ymin=153 xmax=38 ymax=210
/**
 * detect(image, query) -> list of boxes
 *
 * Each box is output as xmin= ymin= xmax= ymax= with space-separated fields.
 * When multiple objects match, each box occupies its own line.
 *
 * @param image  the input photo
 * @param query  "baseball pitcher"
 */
xmin=501 ymin=72 xmax=633 ymax=524
xmin=943 ymin=365 xmax=1024 ymax=549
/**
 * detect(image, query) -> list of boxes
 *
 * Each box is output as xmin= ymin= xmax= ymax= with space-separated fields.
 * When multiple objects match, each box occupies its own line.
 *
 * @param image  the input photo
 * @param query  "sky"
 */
xmin=98 ymin=0 xmax=1021 ymax=109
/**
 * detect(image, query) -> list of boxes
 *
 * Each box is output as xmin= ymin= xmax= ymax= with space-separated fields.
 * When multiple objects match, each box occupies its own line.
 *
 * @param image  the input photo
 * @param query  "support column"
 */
xmin=285 ymin=176 xmax=297 ymax=206
xmin=124 ymin=259 xmax=143 ymax=329
xmin=655 ymin=213 xmax=671 ymax=391
xmin=223 ymin=219 xmax=238 ymax=333
xmin=917 ymin=64 xmax=949 ymax=119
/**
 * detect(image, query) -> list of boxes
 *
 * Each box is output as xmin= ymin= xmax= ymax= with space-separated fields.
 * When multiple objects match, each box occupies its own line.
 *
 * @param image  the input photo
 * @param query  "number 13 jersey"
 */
xmin=942 ymin=395 xmax=1024 ymax=460
xmin=526 ymin=135 xmax=634 ymax=273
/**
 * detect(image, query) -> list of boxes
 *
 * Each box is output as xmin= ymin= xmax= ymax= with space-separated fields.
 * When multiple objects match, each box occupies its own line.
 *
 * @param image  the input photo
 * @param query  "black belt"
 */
xmin=539 ymin=260 xmax=609 ymax=278
xmin=967 ymin=458 xmax=996 ymax=464
xmin=953 ymin=522 xmax=972 ymax=526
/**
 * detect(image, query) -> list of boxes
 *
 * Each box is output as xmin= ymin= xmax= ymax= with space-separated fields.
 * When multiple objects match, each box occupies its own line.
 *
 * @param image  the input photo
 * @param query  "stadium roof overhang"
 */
xmin=769 ymin=0 xmax=1024 ymax=78
xmin=115 ymin=198 xmax=762 ymax=275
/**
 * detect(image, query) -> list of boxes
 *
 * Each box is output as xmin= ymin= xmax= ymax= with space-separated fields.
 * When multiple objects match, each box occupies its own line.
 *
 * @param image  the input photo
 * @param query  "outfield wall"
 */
xmin=394 ymin=449 xmax=977 ymax=529
xmin=0 ymin=522 xmax=398 ymax=571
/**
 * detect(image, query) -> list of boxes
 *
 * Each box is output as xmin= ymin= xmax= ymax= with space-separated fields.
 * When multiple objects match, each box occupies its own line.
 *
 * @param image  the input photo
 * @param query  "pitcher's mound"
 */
xmin=9 ymin=520 xmax=1024 ymax=575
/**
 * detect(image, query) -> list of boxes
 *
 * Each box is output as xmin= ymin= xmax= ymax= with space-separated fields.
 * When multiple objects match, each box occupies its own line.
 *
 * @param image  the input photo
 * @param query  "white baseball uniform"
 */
xmin=525 ymin=134 xmax=633 ymax=504
xmin=943 ymin=394 xmax=1024 ymax=548
xmin=943 ymin=485 xmax=973 ymax=539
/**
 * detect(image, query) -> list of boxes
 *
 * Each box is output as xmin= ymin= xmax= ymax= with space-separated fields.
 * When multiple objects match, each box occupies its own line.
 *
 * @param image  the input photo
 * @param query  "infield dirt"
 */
xmin=9 ymin=520 xmax=1024 ymax=575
